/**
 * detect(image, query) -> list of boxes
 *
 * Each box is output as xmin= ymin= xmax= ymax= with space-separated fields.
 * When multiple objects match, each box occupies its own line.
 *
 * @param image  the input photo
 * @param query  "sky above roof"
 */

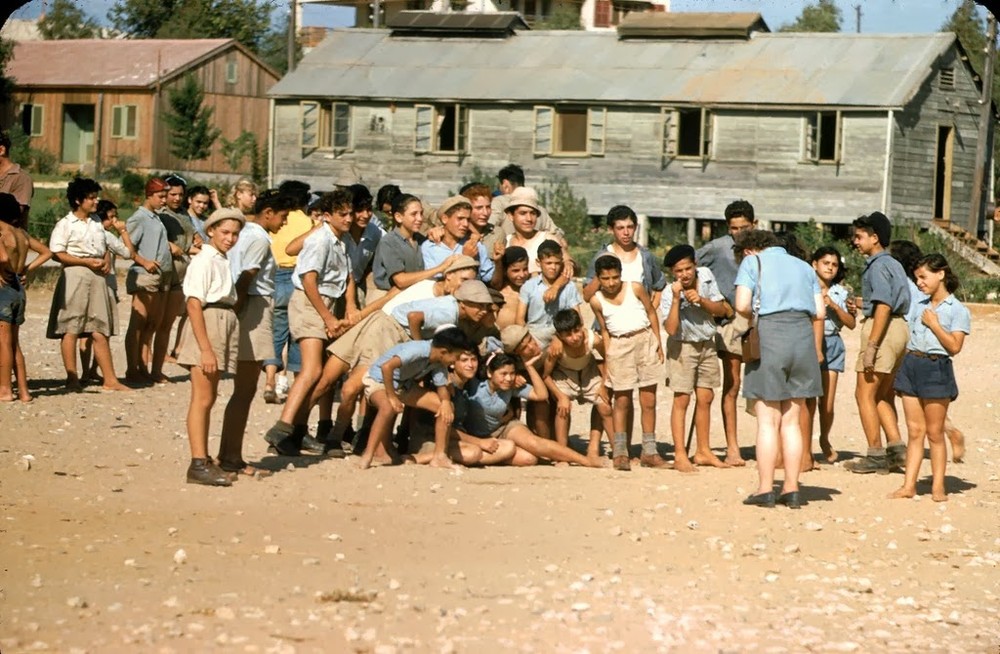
xmin=9 ymin=0 xmax=989 ymax=33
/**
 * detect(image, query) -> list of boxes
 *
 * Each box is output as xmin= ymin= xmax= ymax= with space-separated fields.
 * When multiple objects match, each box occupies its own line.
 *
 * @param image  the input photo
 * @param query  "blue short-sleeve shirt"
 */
xmin=292 ymin=226 xmax=349 ymax=298
xmin=696 ymin=234 xmax=738 ymax=306
xmin=228 ymin=221 xmax=276 ymax=296
xmin=823 ymin=283 xmax=849 ymax=336
xmin=659 ymin=266 xmax=724 ymax=342
xmin=420 ymin=238 xmax=495 ymax=284
xmin=861 ymin=251 xmax=910 ymax=317
xmin=459 ymin=377 xmax=532 ymax=437
xmin=905 ymin=294 xmax=971 ymax=356
xmin=734 ymin=247 xmax=819 ymax=316
xmin=367 ymin=340 xmax=450 ymax=388
xmin=343 ymin=221 xmax=384 ymax=283
xmin=519 ymin=276 xmax=582 ymax=346
xmin=127 ymin=206 xmax=173 ymax=273
xmin=390 ymin=296 xmax=460 ymax=339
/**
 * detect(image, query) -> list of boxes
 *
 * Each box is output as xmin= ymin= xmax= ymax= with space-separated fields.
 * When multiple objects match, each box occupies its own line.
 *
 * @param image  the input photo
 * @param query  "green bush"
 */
xmin=102 ymin=155 xmax=139 ymax=180
xmin=121 ymin=171 xmax=146 ymax=202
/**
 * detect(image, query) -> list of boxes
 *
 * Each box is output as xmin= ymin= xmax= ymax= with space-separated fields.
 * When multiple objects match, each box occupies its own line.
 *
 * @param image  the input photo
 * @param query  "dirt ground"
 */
xmin=2 ymin=289 xmax=999 ymax=653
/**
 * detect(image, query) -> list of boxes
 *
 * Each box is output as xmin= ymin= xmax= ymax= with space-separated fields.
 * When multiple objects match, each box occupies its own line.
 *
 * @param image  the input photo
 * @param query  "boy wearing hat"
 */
xmin=846 ymin=211 xmax=911 ymax=474
xmin=661 ymin=244 xmax=732 ymax=472
xmin=421 ymin=196 xmax=495 ymax=283
xmin=504 ymin=187 xmax=568 ymax=277
xmin=124 ymin=177 xmax=173 ymax=384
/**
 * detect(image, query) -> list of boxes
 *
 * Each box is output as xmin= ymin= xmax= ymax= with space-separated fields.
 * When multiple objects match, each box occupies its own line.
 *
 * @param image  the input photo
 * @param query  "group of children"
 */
xmin=0 ymin=166 xmax=971 ymax=502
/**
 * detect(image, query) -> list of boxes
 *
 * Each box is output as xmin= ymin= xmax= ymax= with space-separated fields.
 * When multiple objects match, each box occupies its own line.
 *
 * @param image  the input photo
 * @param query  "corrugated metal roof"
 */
xmin=9 ymin=39 xmax=234 ymax=88
xmin=617 ymin=12 xmax=769 ymax=39
xmin=269 ymin=30 xmax=956 ymax=108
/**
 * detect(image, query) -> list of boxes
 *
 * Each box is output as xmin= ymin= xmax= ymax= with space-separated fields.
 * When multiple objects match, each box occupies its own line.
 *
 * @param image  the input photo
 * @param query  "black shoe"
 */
xmin=315 ymin=419 xmax=334 ymax=444
xmin=264 ymin=422 xmax=294 ymax=448
xmin=845 ymin=455 xmax=889 ymax=474
xmin=777 ymin=491 xmax=804 ymax=509
xmin=323 ymin=442 xmax=348 ymax=458
xmin=186 ymin=458 xmax=232 ymax=487
xmin=742 ymin=492 xmax=776 ymax=507
xmin=886 ymin=443 xmax=907 ymax=473
xmin=301 ymin=433 xmax=325 ymax=454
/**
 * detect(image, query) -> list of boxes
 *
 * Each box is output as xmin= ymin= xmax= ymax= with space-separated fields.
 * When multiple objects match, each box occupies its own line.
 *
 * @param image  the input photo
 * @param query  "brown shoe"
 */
xmin=186 ymin=458 xmax=233 ymax=487
xmin=640 ymin=453 xmax=670 ymax=468
xmin=613 ymin=455 xmax=631 ymax=471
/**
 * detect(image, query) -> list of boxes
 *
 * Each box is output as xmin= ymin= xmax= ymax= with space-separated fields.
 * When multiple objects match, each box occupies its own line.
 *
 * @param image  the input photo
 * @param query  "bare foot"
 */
xmin=673 ymin=458 xmax=698 ymax=473
xmin=101 ymin=382 xmax=132 ymax=392
xmin=165 ymin=351 xmax=178 ymax=364
xmin=371 ymin=453 xmax=399 ymax=466
xmin=358 ymin=454 xmax=374 ymax=470
xmin=693 ymin=452 xmax=732 ymax=469
xmin=0 ymin=390 xmax=14 ymax=402
xmin=553 ymin=461 xmax=570 ymax=468
xmin=888 ymin=487 xmax=915 ymax=499
xmin=932 ymin=490 xmax=948 ymax=502
xmin=428 ymin=453 xmax=454 ymax=469
xmin=18 ymin=391 xmax=32 ymax=403
xmin=586 ymin=454 xmax=609 ymax=468
xmin=724 ymin=451 xmax=746 ymax=467
xmin=800 ymin=460 xmax=819 ymax=473
xmin=946 ymin=428 xmax=965 ymax=463
xmin=150 ymin=373 xmax=170 ymax=385
xmin=819 ymin=439 xmax=838 ymax=463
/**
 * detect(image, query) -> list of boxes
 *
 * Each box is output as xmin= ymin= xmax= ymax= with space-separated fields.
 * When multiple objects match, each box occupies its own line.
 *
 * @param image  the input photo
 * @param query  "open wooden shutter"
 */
xmin=587 ymin=107 xmax=606 ymax=156
xmin=533 ymin=105 xmax=553 ymax=156
xmin=300 ymin=101 xmax=320 ymax=156
xmin=834 ymin=110 xmax=844 ymax=164
xmin=701 ymin=108 xmax=713 ymax=165
xmin=111 ymin=105 xmax=123 ymax=138
xmin=414 ymin=104 xmax=433 ymax=153
xmin=661 ymin=107 xmax=678 ymax=165
xmin=457 ymin=104 xmax=469 ymax=153
xmin=805 ymin=113 xmax=819 ymax=162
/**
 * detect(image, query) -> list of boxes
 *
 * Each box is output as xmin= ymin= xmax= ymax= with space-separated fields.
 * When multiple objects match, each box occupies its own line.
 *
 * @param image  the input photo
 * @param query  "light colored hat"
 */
xmin=204 ymin=207 xmax=246 ymax=231
xmin=453 ymin=279 xmax=493 ymax=304
xmin=438 ymin=195 xmax=472 ymax=217
xmin=445 ymin=255 xmax=479 ymax=274
xmin=505 ymin=186 xmax=541 ymax=214
xmin=500 ymin=324 xmax=530 ymax=353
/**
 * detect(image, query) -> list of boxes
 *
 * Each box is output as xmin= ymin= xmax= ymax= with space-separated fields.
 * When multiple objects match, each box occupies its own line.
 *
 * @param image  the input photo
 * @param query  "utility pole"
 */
xmin=373 ymin=0 xmax=381 ymax=28
xmin=969 ymin=14 xmax=996 ymax=236
xmin=287 ymin=0 xmax=297 ymax=73
xmin=853 ymin=4 xmax=861 ymax=33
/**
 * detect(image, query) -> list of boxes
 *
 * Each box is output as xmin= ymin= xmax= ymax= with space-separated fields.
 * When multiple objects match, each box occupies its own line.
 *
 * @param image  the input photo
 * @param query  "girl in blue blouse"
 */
xmin=890 ymin=254 xmax=970 ymax=503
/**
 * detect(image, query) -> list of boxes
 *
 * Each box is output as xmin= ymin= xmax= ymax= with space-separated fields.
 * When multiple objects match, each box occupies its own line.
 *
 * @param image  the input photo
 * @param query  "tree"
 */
xmin=0 ymin=37 xmax=14 ymax=109
xmin=944 ymin=0 xmax=988 ymax=75
xmin=779 ymin=0 xmax=842 ymax=33
xmin=258 ymin=12 xmax=301 ymax=76
xmin=162 ymin=74 xmax=221 ymax=164
xmin=220 ymin=130 xmax=266 ymax=183
xmin=109 ymin=0 xmax=272 ymax=53
xmin=535 ymin=5 xmax=582 ymax=30
xmin=38 ymin=0 xmax=101 ymax=39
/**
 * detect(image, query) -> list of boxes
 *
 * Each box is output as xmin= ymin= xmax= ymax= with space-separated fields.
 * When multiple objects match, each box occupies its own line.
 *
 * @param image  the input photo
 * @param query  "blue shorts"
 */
xmin=820 ymin=333 xmax=845 ymax=373
xmin=0 ymin=279 xmax=26 ymax=326
xmin=893 ymin=351 xmax=958 ymax=400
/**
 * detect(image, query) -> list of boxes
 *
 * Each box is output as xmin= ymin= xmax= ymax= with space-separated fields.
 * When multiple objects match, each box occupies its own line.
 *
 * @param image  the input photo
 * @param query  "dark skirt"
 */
xmin=743 ymin=311 xmax=822 ymax=401
xmin=893 ymin=351 xmax=958 ymax=400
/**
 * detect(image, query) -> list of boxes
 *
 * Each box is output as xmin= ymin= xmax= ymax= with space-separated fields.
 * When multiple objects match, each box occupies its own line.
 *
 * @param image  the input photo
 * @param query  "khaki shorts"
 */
xmin=666 ymin=339 xmax=720 ymax=394
xmin=715 ymin=314 xmax=750 ymax=357
xmin=605 ymin=328 xmax=661 ymax=391
xmin=125 ymin=268 xmax=170 ymax=294
xmin=175 ymin=305 xmax=239 ymax=374
xmin=289 ymin=288 xmax=338 ymax=342
xmin=552 ymin=359 xmax=605 ymax=405
xmin=855 ymin=315 xmax=909 ymax=374
xmin=238 ymin=295 xmax=276 ymax=362
xmin=327 ymin=311 xmax=408 ymax=368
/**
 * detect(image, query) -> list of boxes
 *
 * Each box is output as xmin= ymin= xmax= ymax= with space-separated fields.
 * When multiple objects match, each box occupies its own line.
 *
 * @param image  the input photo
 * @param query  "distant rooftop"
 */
xmin=388 ymin=11 xmax=530 ymax=38
xmin=617 ymin=12 xmax=769 ymax=39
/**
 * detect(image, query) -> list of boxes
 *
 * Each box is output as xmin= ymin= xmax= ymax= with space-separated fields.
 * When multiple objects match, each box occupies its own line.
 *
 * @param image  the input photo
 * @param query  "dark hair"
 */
xmin=461 ymin=183 xmax=492 ymax=202
xmin=663 ymin=244 xmax=696 ymax=269
xmin=606 ymin=205 xmax=638 ymax=227
xmin=889 ymin=240 xmax=923 ymax=281
xmin=313 ymin=189 xmax=353 ymax=215
xmin=774 ymin=231 xmax=808 ymax=261
xmin=498 ymin=164 xmax=525 ymax=187
xmin=732 ymin=229 xmax=779 ymax=254
xmin=348 ymin=183 xmax=373 ymax=212
xmin=163 ymin=173 xmax=187 ymax=189
xmin=915 ymin=253 xmax=959 ymax=293
xmin=594 ymin=254 xmax=622 ymax=275
xmin=502 ymin=245 xmax=528 ymax=268
xmin=254 ymin=189 xmax=298 ymax=215
xmin=0 ymin=130 xmax=11 ymax=154
xmin=431 ymin=326 xmax=474 ymax=352
xmin=376 ymin=184 xmax=401 ymax=210
xmin=96 ymin=199 xmax=118 ymax=221
xmin=553 ymin=308 xmax=583 ymax=333
xmin=485 ymin=352 xmax=517 ymax=374
xmin=811 ymin=245 xmax=846 ymax=285
xmin=0 ymin=193 xmax=20 ymax=225
xmin=187 ymin=185 xmax=211 ymax=199
xmin=391 ymin=193 xmax=421 ymax=217
xmin=536 ymin=238 xmax=563 ymax=260
xmin=724 ymin=199 xmax=755 ymax=224
xmin=278 ymin=180 xmax=311 ymax=209
xmin=66 ymin=177 xmax=102 ymax=210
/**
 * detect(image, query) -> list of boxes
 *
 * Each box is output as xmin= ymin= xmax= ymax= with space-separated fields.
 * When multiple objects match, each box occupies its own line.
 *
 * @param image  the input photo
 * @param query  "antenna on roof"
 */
xmin=853 ymin=4 xmax=861 ymax=34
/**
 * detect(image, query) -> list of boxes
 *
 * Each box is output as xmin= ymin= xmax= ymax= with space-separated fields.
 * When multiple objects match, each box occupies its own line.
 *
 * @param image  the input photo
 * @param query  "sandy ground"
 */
xmin=2 ymin=289 xmax=1000 ymax=654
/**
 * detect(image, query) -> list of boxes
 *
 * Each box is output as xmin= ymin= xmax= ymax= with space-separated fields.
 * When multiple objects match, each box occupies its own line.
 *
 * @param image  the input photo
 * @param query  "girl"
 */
xmin=889 ymin=254 xmax=970 ymax=503
xmin=225 ymin=177 xmax=258 ymax=215
xmin=371 ymin=193 xmax=457 ymax=294
xmin=805 ymin=246 xmax=856 ymax=466
xmin=175 ymin=208 xmax=245 ymax=487
xmin=496 ymin=246 xmax=529 ymax=330
xmin=460 ymin=352 xmax=604 ymax=467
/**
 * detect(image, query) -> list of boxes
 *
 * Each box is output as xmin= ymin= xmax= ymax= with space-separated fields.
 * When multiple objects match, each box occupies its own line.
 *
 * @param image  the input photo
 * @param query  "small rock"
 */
xmin=853 ymin=578 xmax=874 ymax=593
xmin=167 ymin=527 xmax=178 ymax=536
xmin=916 ymin=532 xmax=931 ymax=542
xmin=216 ymin=606 xmax=235 ymax=620
xmin=173 ymin=549 xmax=187 ymax=565
xmin=609 ymin=526 xmax=623 ymax=537
xmin=945 ymin=610 xmax=960 ymax=625
xmin=302 ymin=558 xmax=320 ymax=566
xmin=66 ymin=596 xmax=87 ymax=609
xmin=804 ymin=522 xmax=824 ymax=531
xmin=784 ymin=544 xmax=800 ymax=554
xmin=544 ymin=564 xmax=559 ymax=573
xmin=124 ymin=558 xmax=136 ymax=567
xmin=571 ymin=602 xmax=590 ymax=612
xmin=686 ymin=520 xmax=699 ymax=530
xmin=326 ymin=533 xmax=341 ymax=541
xmin=764 ymin=573 xmax=779 ymax=583
xmin=939 ymin=524 xmax=955 ymax=535
xmin=30 ymin=574 xmax=42 ymax=588
xmin=264 ymin=545 xmax=281 ymax=555
xmin=388 ymin=579 xmax=402 ymax=590
xmin=14 ymin=458 xmax=30 ymax=471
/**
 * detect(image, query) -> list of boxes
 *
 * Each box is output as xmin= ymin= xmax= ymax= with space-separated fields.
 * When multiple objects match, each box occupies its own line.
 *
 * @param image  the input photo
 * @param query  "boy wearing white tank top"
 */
xmin=589 ymin=254 xmax=666 ymax=471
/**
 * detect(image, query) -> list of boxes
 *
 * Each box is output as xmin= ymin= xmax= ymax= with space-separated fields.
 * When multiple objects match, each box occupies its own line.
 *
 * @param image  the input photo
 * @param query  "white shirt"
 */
xmin=228 ymin=221 xmax=276 ymax=297
xmin=183 ymin=243 xmax=236 ymax=306
xmin=380 ymin=279 xmax=437 ymax=315
xmin=49 ymin=212 xmax=107 ymax=258
xmin=292 ymin=226 xmax=350 ymax=298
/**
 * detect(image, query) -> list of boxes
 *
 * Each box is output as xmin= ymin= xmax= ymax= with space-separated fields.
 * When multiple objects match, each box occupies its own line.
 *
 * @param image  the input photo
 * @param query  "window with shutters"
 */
xmin=20 ymin=104 xmax=43 ymax=137
xmin=939 ymin=67 xmax=955 ymax=89
xmin=533 ymin=106 xmax=606 ymax=156
xmin=111 ymin=105 xmax=138 ymax=139
xmin=300 ymin=101 xmax=352 ymax=155
xmin=414 ymin=103 xmax=468 ymax=153
xmin=803 ymin=111 xmax=842 ymax=163
xmin=661 ymin=107 xmax=712 ymax=163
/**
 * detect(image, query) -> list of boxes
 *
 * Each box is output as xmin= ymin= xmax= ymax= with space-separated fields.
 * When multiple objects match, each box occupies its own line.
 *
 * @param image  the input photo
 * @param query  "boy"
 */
xmin=517 ymin=239 xmax=583 ymax=348
xmin=589 ymin=254 xmax=665 ymax=471
xmin=216 ymin=189 xmax=295 ymax=477
xmin=359 ymin=327 xmax=474 ymax=469
xmin=845 ymin=211 xmax=911 ymax=474
xmin=542 ymin=309 xmax=614 ymax=461
xmin=696 ymin=199 xmax=756 ymax=466
xmin=265 ymin=190 xmax=357 ymax=456
xmin=421 ymin=195 xmax=495 ymax=283
xmin=660 ymin=245 xmax=732 ymax=472
xmin=496 ymin=246 xmax=529 ymax=330
xmin=504 ymin=187 xmax=568 ymax=276
xmin=583 ymin=205 xmax=667 ymax=308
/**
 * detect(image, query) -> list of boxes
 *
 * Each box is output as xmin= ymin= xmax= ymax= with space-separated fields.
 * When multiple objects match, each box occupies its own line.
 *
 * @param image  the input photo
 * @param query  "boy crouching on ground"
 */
xmin=661 ymin=245 xmax=732 ymax=473
xmin=542 ymin=308 xmax=614 ymax=462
